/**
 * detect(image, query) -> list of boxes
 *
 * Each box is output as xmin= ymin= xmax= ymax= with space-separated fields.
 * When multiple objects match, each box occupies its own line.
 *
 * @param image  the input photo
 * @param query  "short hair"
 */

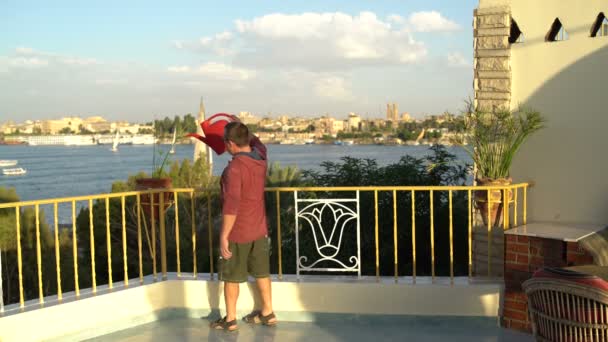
xmin=224 ymin=122 xmax=249 ymax=147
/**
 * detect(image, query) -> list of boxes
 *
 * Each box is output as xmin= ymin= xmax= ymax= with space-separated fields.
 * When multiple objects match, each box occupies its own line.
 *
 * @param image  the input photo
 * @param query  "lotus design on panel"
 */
xmin=297 ymin=201 xmax=359 ymax=271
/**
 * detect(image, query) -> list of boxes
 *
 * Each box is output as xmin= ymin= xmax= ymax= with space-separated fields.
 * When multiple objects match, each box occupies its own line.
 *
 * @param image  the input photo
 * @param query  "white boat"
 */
xmin=169 ymin=130 xmax=176 ymax=154
xmin=3 ymin=167 xmax=26 ymax=175
xmin=111 ymin=131 xmax=119 ymax=152
xmin=0 ymin=160 xmax=17 ymax=167
xmin=279 ymin=138 xmax=295 ymax=145
xmin=132 ymin=135 xmax=156 ymax=145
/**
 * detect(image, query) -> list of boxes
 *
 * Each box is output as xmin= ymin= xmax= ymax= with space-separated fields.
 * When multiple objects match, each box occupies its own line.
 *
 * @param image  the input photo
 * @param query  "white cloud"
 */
xmin=168 ymin=62 xmax=254 ymax=81
xmin=186 ymin=11 xmax=427 ymax=70
xmin=4 ymin=47 xmax=99 ymax=68
xmin=95 ymin=79 xmax=127 ymax=85
xmin=387 ymin=14 xmax=405 ymax=25
xmin=447 ymin=52 xmax=469 ymax=67
xmin=174 ymin=31 xmax=235 ymax=57
xmin=408 ymin=11 xmax=460 ymax=32
xmin=314 ymin=76 xmax=354 ymax=101
xmin=167 ymin=65 xmax=191 ymax=73
xmin=197 ymin=62 xmax=254 ymax=80
xmin=9 ymin=57 xmax=49 ymax=68
xmin=63 ymin=57 xmax=98 ymax=66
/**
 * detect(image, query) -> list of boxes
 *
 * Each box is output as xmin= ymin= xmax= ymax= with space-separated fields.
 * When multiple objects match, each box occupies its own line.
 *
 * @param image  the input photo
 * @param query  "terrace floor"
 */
xmin=88 ymin=316 xmax=534 ymax=342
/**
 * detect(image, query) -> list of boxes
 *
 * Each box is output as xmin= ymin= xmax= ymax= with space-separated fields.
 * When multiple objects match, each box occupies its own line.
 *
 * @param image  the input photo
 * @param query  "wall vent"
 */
xmin=509 ymin=18 xmax=524 ymax=44
xmin=590 ymin=13 xmax=608 ymax=37
xmin=546 ymin=18 xmax=568 ymax=42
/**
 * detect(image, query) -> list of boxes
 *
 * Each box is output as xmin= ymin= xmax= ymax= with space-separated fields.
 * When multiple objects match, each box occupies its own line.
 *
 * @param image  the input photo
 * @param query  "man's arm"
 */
xmin=220 ymin=164 xmax=241 ymax=259
xmin=249 ymin=134 xmax=267 ymax=160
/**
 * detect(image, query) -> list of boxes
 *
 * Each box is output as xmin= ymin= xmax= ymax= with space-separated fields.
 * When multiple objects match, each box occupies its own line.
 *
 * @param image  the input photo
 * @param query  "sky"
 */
xmin=0 ymin=0 xmax=479 ymax=122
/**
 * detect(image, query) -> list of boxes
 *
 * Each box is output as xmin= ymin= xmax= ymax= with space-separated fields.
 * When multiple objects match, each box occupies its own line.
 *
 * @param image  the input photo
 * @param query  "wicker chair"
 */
xmin=523 ymin=268 xmax=608 ymax=342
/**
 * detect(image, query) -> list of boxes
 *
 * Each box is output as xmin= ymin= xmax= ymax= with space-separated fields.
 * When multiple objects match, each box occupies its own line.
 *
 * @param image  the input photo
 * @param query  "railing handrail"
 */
xmin=0 ymin=183 xmax=530 ymax=208
xmin=266 ymin=184 xmax=529 ymax=192
xmin=0 ymin=188 xmax=198 ymax=208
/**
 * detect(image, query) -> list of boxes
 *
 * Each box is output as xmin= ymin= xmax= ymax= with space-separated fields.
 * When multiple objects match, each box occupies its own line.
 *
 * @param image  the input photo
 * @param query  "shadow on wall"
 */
xmin=511 ymin=44 xmax=608 ymax=224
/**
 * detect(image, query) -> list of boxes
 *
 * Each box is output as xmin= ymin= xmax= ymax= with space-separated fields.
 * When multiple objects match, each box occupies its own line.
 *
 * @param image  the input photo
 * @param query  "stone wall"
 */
xmin=473 ymin=6 xmax=511 ymax=112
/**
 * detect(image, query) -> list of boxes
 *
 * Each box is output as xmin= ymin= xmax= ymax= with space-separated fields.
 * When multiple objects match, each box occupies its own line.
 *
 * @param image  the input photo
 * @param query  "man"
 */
xmin=211 ymin=121 xmax=277 ymax=331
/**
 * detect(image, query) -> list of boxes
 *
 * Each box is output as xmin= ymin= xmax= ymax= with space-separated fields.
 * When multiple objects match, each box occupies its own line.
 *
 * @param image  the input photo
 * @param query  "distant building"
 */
xmin=75 ymin=116 xmax=107 ymax=132
xmin=237 ymin=111 xmax=260 ymax=125
xmin=346 ymin=113 xmax=361 ymax=132
xmin=386 ymin=103 xmax=399 ymax=121
xmin=332 ymin=120 xmax=344 ymax=134
xmin=40 ymin=116 xmax=83 ymax=134
xmin=401 ymin=112 xmax=412 ymax=122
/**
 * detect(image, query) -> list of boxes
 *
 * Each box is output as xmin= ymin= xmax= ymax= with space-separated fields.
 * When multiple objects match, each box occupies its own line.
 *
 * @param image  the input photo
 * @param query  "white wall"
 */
xmin=480 ymin=0 xmax=608 ymax=225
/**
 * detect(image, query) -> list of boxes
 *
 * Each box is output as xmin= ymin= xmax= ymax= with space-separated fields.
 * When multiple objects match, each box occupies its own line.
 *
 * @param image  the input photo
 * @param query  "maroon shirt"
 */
xmin=220 ymin=136 xmax=268 ymax=243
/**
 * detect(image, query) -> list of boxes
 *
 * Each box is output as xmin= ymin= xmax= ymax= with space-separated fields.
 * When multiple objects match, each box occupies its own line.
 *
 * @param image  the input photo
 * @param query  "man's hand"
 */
xmin=220 ymin=236 xmax=232 ymax=259
xmin=220 ymin=214 xmax=236 ymax=259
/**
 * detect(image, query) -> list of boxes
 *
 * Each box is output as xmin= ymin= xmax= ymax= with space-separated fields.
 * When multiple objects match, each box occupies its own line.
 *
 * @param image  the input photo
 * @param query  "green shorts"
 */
xmin=220 ymin=236 xmax=270 ymax=283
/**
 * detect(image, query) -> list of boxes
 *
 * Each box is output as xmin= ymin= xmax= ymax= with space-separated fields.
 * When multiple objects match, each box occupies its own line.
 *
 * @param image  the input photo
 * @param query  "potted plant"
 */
xmin=453 ymin=104 xmax=545 ymax=227
xmin=135 ymin=131 xmax=176 ymax=219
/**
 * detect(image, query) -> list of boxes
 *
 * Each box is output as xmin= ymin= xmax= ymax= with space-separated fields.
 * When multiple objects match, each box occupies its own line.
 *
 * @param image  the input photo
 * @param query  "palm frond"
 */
xmin=453 ymin=106 xmax=545 ymax=180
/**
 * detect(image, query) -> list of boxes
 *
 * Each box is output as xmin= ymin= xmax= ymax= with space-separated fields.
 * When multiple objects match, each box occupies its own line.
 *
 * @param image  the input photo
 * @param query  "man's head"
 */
xmin=223 ymin=122 xmax=250 ymax=155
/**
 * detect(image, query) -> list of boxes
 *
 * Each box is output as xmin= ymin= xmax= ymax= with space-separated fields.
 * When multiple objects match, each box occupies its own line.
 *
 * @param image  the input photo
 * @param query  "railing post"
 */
xmin=374 ymin=190 xmax=380 ymax=282
xmin=174 ymin=191 xmax=181 ymax=277
xmin=89 ymin=199 xmax=97 ymax=293
xmin=72 ymin=201 xmax=80 ymax=297
xmin=121 ymin=196 xmax=128 ymax=286
xmin=53 ymin=202 xmax=62 ymax=300
xmin=207 ymin=192 xmax=214 ymax=280
xmin=105 ymin=197 xmax=113 ymax=289
xmin=151 ymin=194 xmax=157 ymax=281
xmin=190 ymin=191 xmax=197 ymax=279
xmin=393 ymin=190 xmax=398 ymax=283
xmin=294 ymin=191 xmax=300 ymax=280
xmin=430 ymin=190 xmax=435 ymax=283
xmin=160 ymin=191 xmax=168 ymax=280
xmin=411 ymin=190 xmax=416 ymax=284
xmin=276 ymin=190 xmax=283 ymax=280
xmin=356 ymin=190 xmax=361 ymax=279
xmin=0 ymin=246 xmax=3 ymax=313
xmin=136 ymin=194 xmax=143 ymax=284
xmin=16 ymin=206 xmax=24 ymax=308
xmin=35 ymin=204 xmax=44 ymax=304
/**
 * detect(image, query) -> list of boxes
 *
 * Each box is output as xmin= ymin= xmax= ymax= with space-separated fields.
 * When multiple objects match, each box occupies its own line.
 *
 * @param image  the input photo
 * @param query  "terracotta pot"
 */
xmin=135 ymin=178 xmax=173 ymax=220
xmin=475 ymin=178 xmax=513 ymax=228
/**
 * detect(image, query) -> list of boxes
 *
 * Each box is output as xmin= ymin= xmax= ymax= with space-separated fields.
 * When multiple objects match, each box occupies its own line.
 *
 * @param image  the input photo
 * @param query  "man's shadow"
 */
xmin=204 ymin=276 xmax=222 ymax=321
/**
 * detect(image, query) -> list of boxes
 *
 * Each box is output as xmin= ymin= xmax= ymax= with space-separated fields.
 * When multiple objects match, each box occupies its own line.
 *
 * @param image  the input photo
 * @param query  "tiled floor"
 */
xmin=89 ymin=317 xmax=534 ymax=342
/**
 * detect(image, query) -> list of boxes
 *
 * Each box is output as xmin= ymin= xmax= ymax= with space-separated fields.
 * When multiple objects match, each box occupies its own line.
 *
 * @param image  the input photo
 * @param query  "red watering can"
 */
xmin=186 ymin=113 xmax=237 ymax=155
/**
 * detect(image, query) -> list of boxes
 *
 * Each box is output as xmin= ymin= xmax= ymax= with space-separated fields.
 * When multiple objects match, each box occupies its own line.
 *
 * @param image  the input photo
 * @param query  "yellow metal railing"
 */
xmin=0 ymin=183 xmax=529 ymax=310
xmin=0 ymin=188 xmax=204 ymax=309
xmin=266 ymin=184 xmax=529 ymax=284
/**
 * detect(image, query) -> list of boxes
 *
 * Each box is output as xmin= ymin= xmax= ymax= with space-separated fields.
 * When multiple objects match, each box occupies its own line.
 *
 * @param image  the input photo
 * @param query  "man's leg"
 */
xmin=255 ymin=277 xmax=274 ymax=318
xmin=224 ymin=281 xmax=239 ymax=321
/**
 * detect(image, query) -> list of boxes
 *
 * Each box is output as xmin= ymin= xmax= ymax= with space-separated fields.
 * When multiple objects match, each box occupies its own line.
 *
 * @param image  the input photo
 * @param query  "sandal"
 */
xmin=243 ymin=311 xmax=277 ymax=326
xmin=210 ymin=317 xmax=238 ymax=331
xmin=243 ymin=310 xmax=261 ymax=324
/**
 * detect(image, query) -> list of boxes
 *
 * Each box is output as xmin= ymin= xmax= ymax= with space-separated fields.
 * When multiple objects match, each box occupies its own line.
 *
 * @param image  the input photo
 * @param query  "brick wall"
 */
xmin=503 ymin=234 xmax=595 ymax=332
